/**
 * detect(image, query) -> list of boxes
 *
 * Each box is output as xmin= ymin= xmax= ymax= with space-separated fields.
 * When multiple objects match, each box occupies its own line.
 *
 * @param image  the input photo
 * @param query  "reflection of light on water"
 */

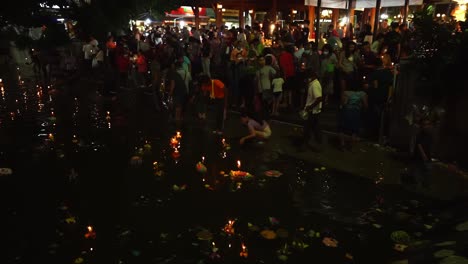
xmin=106 ymin=111 xmax=111 ymax=128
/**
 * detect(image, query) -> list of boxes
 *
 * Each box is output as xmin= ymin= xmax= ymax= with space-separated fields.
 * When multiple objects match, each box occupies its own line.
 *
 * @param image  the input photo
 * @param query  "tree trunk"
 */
xmin=192 ymin=6 xmax=200 ymax=29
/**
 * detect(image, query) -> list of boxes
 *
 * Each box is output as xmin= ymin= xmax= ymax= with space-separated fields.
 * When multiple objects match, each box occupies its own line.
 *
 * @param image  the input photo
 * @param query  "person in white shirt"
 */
xmin=294 ymin=43 xmax=305 ymax=61
xmin=271 ymin=74 xmax=284 ymax=116
xmin=239 ymin=111 xmax=272 ymax=145
xmin=82 ymin=42 xmax=94 ymax=71
xmin=237 ymin=28 xmax=247 ymax=43
xmin=89 ymin=36 xmax=98 ymax=47
xmin=302 ymin=71 xmax=323 ymax=150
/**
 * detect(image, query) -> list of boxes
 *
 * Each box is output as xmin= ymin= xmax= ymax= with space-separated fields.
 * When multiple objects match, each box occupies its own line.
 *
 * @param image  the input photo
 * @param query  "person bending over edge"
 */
xmin=239 ymin=112 xmax=272 ymax=145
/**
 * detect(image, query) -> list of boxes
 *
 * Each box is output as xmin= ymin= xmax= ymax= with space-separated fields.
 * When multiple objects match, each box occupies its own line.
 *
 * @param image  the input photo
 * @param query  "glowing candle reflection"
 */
xmin=240 ymin=243 xmax=248 ymax=258
xmin=85 ymin=225 xmax=96 ymax=239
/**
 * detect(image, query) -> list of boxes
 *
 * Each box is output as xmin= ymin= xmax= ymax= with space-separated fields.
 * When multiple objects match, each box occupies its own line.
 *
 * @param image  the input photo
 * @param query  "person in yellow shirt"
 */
xmin=200 ymin=75 xmax=228 ymax=134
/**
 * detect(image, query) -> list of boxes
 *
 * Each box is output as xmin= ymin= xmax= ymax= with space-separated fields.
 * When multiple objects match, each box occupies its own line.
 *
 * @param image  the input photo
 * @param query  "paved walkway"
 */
xmin=223 ymin=111 xmax=468 ymax=201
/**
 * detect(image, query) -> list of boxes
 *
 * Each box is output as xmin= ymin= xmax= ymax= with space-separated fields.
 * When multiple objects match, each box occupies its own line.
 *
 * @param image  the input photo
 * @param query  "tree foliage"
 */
xmin=1 ymin=0 xmax=183 ymax=38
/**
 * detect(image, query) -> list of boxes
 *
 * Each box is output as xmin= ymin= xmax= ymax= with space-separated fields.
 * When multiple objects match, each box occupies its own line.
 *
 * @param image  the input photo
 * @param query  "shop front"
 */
xmin=165 ymin=6 xmax=214 ymax=28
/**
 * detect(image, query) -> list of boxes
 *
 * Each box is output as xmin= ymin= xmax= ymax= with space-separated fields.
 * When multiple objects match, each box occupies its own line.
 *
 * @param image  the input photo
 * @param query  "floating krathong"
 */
xmin=322 ymin=237 xmax=338 ymax=247
xmin=85 ymin=226 xmax=96 ymax=239
xmin=196 ymin=230 xmax=213 ymax=241
xmin=196 ymin=162 xmax=207 ymax=174
xmin=264 ymin=170 xmax=283 ymax=178
xmin=172 ymin=148 xmax=181 ymax=159
xmin=170 ymin=137 xmax=179 ymax=148
xmin=229 ymin=169 xmax=253 ymax=180
xmin=223 ymin=219 xmax=235 ymax=235
xmin=260 ymin=230 xmax=277 ymax=240
xmin=239 ymin=243 xmax=248 ymax=258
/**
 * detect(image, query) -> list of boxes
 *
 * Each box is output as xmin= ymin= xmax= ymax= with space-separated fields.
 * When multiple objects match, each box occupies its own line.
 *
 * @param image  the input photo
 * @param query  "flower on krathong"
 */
xmin=260 ymin=230 xmax=277 ymax=240
xmin=196 ymin=162 xmax=207 ymax=173
xmin=172 ymin=184 xmax=187 ymax=192
xmin=223 ymin=220 xmax=235 ymax=235
xmin=196 ymin=230 xmax=213 ymax=241
xmin=394 ymin=243 xmax=408 ymax=252
xmin=322 ymin=237 xmax=338 ymax=247
xmin=65 ymin=216 xmax=76 ymax=224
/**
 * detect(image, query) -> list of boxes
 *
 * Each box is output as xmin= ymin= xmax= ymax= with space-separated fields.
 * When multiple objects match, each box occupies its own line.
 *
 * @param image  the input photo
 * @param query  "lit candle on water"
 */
xmin=240 ymin=242 xmax=248 ymax=258
xmin=170 ymin=137 xmax=178 ymax=147
xmin=85 ymin=225 xmax=96 ymax=239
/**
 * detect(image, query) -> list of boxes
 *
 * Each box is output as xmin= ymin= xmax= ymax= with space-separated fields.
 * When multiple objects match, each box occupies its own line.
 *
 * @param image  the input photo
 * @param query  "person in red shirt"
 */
xmin=116 ymin=52 xmax=130 ymax=88
xmin=200 ymin=75 xmax=227 ymax=134
xmin=136 ymin=50 xmax=148 ymax=87
xmin=279 ymin=45 xmax=296 ymax=108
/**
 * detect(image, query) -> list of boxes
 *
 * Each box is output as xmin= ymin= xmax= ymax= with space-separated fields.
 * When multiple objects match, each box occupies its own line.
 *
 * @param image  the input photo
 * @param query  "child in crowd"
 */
xmin=271 ymin=72 xmax=284 ymax=116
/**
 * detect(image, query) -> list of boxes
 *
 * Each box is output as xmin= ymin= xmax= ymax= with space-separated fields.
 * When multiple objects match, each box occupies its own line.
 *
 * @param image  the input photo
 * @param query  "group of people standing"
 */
xmin=76 ymin=19 xmax=413 ymax=149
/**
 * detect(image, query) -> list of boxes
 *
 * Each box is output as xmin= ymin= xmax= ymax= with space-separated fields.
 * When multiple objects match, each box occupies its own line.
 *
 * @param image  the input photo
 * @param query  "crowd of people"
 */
xmin=75 ymin=19 xmax=419 ymax=149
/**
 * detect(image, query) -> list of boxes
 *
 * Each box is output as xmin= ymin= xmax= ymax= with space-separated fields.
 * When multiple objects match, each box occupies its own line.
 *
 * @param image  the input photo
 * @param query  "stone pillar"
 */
xmin=193 ymin=6 xmax=200 ymax=29
xmin=348 ymin=9 xmax=355 ymax=25
xmin=332 ymin=9 xmax=340 ymax=29
xmin=240 ymin=0 xmax=245 ymax=28
xmin=402 ymin=0 xmax=409 ymax=24
xmin=216 ymin=8 xmax=223 ymax=29
xmin=373 ymin=0 xmax=381 ymax=39
xmin=308 ymin=5 xmax=315 ymax=39
xmin=315 ymin=0 xmax=321 ymax=43
xmin=361 ymin=8 xmax=369 ymax=29
xmin=239 ymin=10 xmax=245 ymax=29
xmin=369 ymin=8 xmax=376 ymax=32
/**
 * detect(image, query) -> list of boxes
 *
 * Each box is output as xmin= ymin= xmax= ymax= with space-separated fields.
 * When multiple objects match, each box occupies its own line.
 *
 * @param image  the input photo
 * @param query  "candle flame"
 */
xmin=241 ymin=243 xmax=246 ymax=251
xmin=237 ymin=160 xmax=241 ymax=169
xmin=87 ymin=226 xmax=93 ymax=232
xmin=202 ymin=156 xmax=205 ymax=163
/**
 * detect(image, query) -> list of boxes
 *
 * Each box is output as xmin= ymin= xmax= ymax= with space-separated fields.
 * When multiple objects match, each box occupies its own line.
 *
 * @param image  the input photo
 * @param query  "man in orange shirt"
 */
xmin=200 ymin=75 xmax=228 ymax=134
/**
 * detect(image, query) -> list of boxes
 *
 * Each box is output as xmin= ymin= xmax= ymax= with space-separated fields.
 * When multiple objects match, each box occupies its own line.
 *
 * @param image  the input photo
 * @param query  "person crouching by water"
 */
xmin=239 ymin=112 xmax=271 ymax=145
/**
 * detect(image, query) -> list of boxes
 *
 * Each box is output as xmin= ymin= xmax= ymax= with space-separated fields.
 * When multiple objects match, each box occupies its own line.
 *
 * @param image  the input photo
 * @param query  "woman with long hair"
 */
xmin=338 ymin=41 xmax=359 ymax=93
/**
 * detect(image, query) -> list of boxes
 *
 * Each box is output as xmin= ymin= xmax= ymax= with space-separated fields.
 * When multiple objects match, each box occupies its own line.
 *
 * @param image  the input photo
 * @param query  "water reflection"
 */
xmin=1 ymin=75 xmax=465 ymax=264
